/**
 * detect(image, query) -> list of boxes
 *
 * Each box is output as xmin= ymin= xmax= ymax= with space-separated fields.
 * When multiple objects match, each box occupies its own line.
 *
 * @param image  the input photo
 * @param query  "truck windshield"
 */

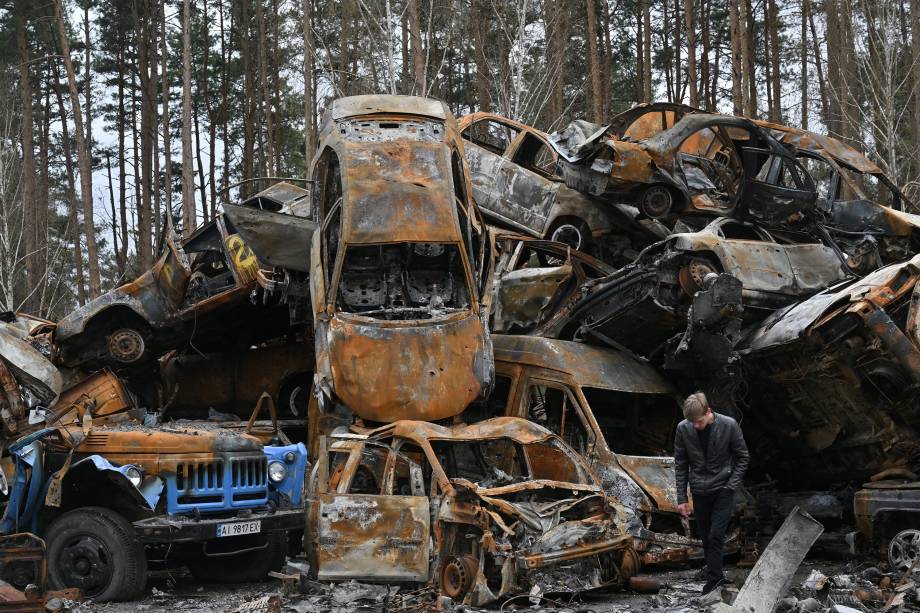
xmin=581 ymin=387 xmax=679 ymax=456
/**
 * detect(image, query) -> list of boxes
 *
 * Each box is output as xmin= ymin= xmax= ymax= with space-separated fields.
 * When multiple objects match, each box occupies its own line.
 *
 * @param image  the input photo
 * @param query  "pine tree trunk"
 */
xmin=806 ymin=0 xmax=829 ymax=127
xmin=729 ymin=0 xmax=743 ymax=115
xmin=911 ymin=0 xmax=920 ymax=168
xmin=54 ymin=0 xmax=102 ymax=297
xmin=149 ymin=2 xmax=161 ymax=242
xmin=685 ymin=0 xmax=699 ymax=107
xmin=409 ymin=0 xmax=425 ymax=95
xmin=240 ymin=0 xmax=256 ymax=197
xmin=701 ymin=0 xmax=712 ymax=109
xmin=133 ymin=0 xmax=153 ymax=269
xmin=161 ymin=0 xmax=173 ymax=217
xmin=471 ymin=0 xmax=491 ymax=111
xmin=182 ymin=0 xmax=196 ymax=230
xmin=53 ymin=72 xmax=87 ymax=306
xmin=303 ymin=0 xmax=316 ymax=172
xmin=800 ymin=0 xmax=809 ymax=129
xmin=642 ymin=0 xmax=652 ymax=102
xmin=741 ymin=0 xmax=757 ymax=116
xmin=105 ymin=151 xmax=120 ymax=281
xmin=117 ymin=46 xmax=128 ymax=278
xmin=15 ymin=3 xmax=40 ymax=313
xmin=257 ymin=0 xmax=271 ymax=177
xmin=586 ymin=0 xmax=604 ymax=122
xmin=38 ymin=90 xmax=51 ymax=312
xmin=768 ymin=0 xmax=781 ymax=121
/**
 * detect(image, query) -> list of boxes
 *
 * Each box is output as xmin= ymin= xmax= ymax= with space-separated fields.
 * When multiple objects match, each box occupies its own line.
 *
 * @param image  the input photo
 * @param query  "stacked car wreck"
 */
xmin=4 ymin=95 xmax=920 ymax=606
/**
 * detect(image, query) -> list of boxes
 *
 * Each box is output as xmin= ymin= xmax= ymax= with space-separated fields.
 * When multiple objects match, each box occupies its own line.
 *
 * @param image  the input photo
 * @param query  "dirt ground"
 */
xmin=58 ymin=557 xmax=895 ymax=613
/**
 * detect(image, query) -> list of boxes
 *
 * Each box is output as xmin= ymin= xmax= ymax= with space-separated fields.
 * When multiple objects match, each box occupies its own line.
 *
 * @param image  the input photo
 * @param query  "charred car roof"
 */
xmin=739 ymin=252 xmax=920 ymax=351
xmin=491 ymin=334 xmax=674 ymax=394
xmin=327 ymin=94 xmax=452 ymax=121
xmin=322 ymin=97 xmax=464 ymax=246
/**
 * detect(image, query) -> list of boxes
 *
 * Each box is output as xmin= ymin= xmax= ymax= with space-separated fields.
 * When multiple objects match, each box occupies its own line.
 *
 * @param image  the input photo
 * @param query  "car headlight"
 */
xmin=268 ymin=461 xmax=287 ymax=483
xmin=124 ymin=466 xmax=143 ymax=487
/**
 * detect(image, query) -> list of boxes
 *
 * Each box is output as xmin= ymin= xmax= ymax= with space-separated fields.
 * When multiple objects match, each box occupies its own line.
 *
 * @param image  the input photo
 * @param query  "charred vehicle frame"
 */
xmin=307 ymin=417 xmax=642 ymax=605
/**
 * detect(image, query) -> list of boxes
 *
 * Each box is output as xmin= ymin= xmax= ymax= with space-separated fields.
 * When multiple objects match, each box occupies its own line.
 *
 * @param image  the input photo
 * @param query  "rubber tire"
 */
xmin=547 ymin=219 xmax=592 ymax=252
xmin=188 ymin=532 xmax=287 ymax=583
xmin=45 ymin=507 xmax=147 ymax=602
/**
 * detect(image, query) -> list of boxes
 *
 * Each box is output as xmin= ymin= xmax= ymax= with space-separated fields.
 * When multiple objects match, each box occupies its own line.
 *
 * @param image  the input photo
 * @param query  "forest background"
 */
xmin=1 ymin=0 xmax=919 ymax=318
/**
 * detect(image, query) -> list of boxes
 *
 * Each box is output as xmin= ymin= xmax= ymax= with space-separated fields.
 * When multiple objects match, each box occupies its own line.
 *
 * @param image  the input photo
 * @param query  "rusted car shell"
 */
xmin=492 ymin=334 xmax=672 ymax=395
xmin=309 ymin=417 xmax=638 ymax=604
xmin=735 ymin=253 xmax=920 ymax=487
xmin=667 ymin=222 xmax=849 ymax=301
xmin=754 ymin=120 xmax=882 ymax=175
xmin=326 ymin=312 xmax=492 ymax=423
xmin=458 ymin=112 xmax=665 ymax=258
xmin=310 ymin=96 xmax=493 ymax=423
xmin=604 ymin=102 xmax=702 ymax=141
xmin=489 ymin=335 xmax=683 ymax=517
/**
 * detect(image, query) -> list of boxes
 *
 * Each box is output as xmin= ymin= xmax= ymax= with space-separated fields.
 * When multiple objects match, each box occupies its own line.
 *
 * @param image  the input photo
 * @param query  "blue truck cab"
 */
xmin=0 ymin=423 xmax=307 ymax=602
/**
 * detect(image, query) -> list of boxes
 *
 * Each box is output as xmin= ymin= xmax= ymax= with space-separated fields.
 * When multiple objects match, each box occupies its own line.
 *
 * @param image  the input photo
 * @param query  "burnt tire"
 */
xmin=639 ymin=185 xmax=676 ymax=218
xmin=45 ymin=506 xmax=147 ymax=602
xmin=107 ymin=327 xmax=148 ymax=364
xmin=548 ymin=219 xmax=591 ymax=252
xmin=188 ymin=532 xmax=287 ymax=583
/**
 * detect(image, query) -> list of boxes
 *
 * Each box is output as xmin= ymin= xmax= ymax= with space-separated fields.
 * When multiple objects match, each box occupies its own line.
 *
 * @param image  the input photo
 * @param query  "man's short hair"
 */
xmin=682 ymin=392 xmax=709 ymax=420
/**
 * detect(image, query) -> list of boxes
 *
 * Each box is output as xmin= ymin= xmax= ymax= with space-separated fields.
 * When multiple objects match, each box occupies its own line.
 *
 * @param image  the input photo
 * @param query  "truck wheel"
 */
xmin=188 ymin=532 xmax=286 ymax=583
xmin=45 ymin=507 xmax=147 ymax=602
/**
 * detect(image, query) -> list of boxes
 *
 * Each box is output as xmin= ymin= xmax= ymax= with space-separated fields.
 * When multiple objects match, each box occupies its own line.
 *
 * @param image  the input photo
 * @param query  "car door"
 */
xmin=739 ymin=147 xmax=818 ymax=226
xmin=313 ymin=442 xmax=431 ymax=582
xmin=460 ymin=118 xmax=519 ymax=213
xmin=707 ymin=220 xmax=799 ymax=295
xmin=495 ymin=132 xmax=561 ymax=236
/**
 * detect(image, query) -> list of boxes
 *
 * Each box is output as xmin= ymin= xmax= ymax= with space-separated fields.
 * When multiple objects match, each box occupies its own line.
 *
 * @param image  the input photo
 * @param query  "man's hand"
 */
xmin=678 ymin=502 xmax=693 ymax=518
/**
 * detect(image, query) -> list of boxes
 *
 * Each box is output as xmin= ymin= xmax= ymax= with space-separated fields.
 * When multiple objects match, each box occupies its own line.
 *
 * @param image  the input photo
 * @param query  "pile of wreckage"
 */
xmin=1 ymin=95 xmax=919 ymax=611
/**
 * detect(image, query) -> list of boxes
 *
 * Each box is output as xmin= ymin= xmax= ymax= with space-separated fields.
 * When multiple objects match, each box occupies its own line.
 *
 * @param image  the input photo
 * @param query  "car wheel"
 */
xmin=439 ymin=555 xmax=478 ymax=600
xmin=188 ymin=532 xmax=286 ymax=583
xmin=45 ymin=507 xmax=147 ymax=602
xmin=548 ymin=219 xmax=591 ymax=252
xmin=678 ymin=257 xmax=720 ymax=296
xmin=888 ymin=529 xmax=920 ymax=572
xmin=107 ymin=327 xmax=148 ymax=364
xmin=640 ymin=185 xmax=675 ymax=219
xmin=278 ymin=376 xmax=313 ymax=418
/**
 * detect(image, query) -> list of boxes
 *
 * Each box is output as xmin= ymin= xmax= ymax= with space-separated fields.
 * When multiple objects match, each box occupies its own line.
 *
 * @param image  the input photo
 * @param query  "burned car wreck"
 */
xmin=550 ymin=112 xmax=818 ymax=227
xmin=458 ymin=112 xmax=665 ymax=263
xmin=308 ymin=417 xmax=643 ymax=605
xmin=232 ymin=95 xmax=496 ymax=424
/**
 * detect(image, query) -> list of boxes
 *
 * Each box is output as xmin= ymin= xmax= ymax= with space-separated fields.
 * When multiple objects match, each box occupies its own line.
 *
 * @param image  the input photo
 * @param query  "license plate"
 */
xmin=216 ymin=520 xmax=261 ymax=538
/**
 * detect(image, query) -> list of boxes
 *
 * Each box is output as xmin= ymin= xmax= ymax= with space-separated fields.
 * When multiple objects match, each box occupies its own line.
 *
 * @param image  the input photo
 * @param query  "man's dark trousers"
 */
xmin=693 ymin=487 xmax=734 ymax=590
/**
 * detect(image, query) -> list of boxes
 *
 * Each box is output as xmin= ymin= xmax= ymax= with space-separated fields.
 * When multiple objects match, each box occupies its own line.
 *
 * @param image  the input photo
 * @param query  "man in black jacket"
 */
xmin=674 ymin=392 xmax=749 ymax=596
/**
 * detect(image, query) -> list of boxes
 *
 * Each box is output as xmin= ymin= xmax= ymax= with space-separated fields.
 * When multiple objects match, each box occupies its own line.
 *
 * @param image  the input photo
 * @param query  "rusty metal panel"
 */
xmin=314 ymin=493 xmax=430 ymax=582
xmin=330 ymin=94 xmax=450 ymax=121
xmin=328 ymin=312 xmax=491 ymax=423
xmin=615 ymin=455 xmax=680 ymax=512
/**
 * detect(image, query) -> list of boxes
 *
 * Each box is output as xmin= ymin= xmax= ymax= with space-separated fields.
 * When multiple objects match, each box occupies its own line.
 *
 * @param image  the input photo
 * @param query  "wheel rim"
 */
xmin=57 ymin=534 xmax=114 ymax=598
xmin=641 ymin=186 xmax=673 ymax=218
xmin=287 ymin=385 xmax=309 ymax=417
xmin=889 ymin=529 xmax=920 ymax=571
xmin=440 ymin=556 xmax=476 ymax=599
xmin=550 ymin=224 xmax=584 ymax=251
xmin=108 ymin=328 xmax=145 ymax=363
xmin=678 ymin=259 xmax=718 ymax=296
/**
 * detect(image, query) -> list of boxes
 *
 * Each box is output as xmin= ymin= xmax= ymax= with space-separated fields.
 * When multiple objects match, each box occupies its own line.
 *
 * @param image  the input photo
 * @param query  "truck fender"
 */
xmin=57 ymin=455 xmax=164 ymax=511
